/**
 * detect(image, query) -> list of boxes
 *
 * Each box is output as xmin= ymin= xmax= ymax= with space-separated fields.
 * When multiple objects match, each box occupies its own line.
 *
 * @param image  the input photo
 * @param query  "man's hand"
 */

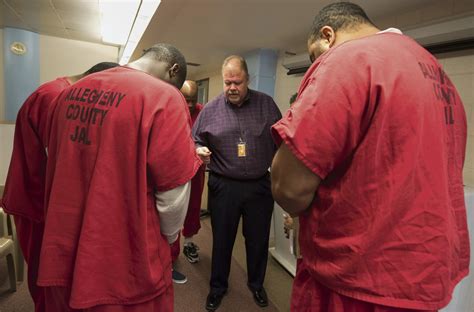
xmin=283 ymin=213 xmax=294 ymax=230
xmin=196 ymin=146 xmax=212 ymax=164
xmin=283 ymin=213 xmax=294 ymax=239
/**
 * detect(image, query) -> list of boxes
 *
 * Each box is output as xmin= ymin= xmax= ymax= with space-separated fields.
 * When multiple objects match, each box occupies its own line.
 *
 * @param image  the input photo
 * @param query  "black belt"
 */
xmin=210 ymin=171 xmax=269 ymax=182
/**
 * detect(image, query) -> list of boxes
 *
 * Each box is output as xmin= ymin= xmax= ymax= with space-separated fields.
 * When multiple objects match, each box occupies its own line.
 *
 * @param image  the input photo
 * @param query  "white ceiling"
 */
xmin=1 ymin=0 xmax=471 ymax=78
xmin=0 ymin=0 xmax=103 ymax=43
xmin=133 ymin=0 xmax=437 ymax=77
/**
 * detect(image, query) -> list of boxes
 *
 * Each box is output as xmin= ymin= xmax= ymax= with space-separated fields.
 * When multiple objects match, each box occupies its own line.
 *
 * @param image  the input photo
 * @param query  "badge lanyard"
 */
xmin=233 ymin=108 xmax=247 ymax=158
xmin=237 ymin=138 xmax=246 ymax=157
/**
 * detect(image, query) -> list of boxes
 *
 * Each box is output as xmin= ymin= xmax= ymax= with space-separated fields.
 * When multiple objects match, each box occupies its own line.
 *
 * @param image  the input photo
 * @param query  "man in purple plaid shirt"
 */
xmin=192 ymin=55 xmax=281 ymax=311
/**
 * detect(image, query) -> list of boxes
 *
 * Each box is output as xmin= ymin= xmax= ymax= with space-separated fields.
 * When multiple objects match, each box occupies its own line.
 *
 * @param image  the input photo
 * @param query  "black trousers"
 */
xmin=208 ymin=172 xmax=274 ymax=295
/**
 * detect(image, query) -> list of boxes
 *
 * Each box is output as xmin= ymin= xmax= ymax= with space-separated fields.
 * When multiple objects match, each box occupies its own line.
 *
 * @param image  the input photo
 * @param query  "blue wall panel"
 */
xmin=3 ymin=27 xmax=40 ymax=121
xmin=243 ymin=49 xmax=277 ymax=97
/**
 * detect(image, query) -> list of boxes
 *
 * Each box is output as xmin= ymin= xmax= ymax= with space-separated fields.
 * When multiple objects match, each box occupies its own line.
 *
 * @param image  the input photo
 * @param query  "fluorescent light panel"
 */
xmin=119 ymin=0 xmax=162 ymax=65
xmin=100 ymin=0 xmax=141 ymax=45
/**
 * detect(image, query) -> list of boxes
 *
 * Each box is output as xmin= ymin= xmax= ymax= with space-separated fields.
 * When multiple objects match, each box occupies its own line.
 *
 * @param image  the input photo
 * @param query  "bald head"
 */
xmin=181 ymin=80 xmax=198 ymax=113
xmin=127 ymin=43 xmax=187 ymax=89
xmin=222 ymin=55 xmax=249 ymax=79
xmin=222 ymin=55 xmax=249 ymax=106
xmin=181 ymin=80 xmax=198 ymax=97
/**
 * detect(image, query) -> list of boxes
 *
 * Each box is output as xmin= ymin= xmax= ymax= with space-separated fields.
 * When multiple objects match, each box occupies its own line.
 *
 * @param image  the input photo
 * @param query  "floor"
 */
xmin=0 ymin=216 xmax=294 ymax=312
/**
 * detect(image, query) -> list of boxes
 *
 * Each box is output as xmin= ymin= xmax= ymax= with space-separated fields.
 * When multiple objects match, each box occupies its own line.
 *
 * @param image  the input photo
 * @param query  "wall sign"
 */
xmin=10 ymin=41 xmax=27 ymax=55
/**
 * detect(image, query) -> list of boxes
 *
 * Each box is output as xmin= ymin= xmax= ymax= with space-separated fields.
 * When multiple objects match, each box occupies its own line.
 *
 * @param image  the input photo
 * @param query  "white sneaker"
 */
xmin=183 ymin=242 xmax=200 ymax=263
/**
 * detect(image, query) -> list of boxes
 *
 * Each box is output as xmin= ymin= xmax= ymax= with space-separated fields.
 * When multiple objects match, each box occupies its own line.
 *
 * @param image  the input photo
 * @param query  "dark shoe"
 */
xmin=200 ymin=209 xmax=210 ymax=218
xmin=172 ymin=269 xmax=187 ymax=284
xmin=252 ymin=288 xmax=268 ymax=307
xmin=183 ymin=242 xmax=200 ymax=263
xmin=206 ymin=292 xmax=224 ymax=311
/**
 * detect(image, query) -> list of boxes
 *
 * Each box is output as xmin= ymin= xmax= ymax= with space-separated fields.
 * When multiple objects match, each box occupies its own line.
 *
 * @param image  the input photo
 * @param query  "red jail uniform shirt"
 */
xmin=37 ymin=66 xmax=201 ymax=309
xmin=1 ymin=77 xmax=71 ymax=312
xmin=272 ymin=32 xmax=469 ymax=310
xmin=2 ymin=77 xmax=71 ymax=223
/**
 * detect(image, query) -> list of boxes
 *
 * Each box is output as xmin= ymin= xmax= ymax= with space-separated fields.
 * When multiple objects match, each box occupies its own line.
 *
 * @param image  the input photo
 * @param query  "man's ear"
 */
xmin=320 ymin=26 xmax=336 ymax=48
xmin=169 ymin=63 xmax=179 ymax=77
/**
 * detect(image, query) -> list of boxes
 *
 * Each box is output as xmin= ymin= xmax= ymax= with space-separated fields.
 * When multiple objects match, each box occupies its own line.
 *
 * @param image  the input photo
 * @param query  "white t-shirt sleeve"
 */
xmin=155 ymin=182 xmax=191 ymax=244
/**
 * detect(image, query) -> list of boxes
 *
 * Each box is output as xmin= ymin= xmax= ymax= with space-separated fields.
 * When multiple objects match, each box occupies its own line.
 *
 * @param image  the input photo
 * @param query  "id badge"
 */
xmin=237 ymin=141 xmax=246 ymax=157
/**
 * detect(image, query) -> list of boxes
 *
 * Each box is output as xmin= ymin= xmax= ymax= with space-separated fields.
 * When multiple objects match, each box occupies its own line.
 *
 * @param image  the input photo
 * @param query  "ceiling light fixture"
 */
xmin=119 ymin=0 xmax=162 ymax=65
xmin=99 ymin=0 xmax=141 ymax=45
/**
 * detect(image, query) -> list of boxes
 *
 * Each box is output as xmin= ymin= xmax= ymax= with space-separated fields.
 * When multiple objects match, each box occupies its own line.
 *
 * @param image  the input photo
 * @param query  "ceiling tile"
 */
xmin=51 ymin=0 xmax=99 ymax=16
xmin=4 ymin=0 xmax=43 ymax=15
xmin=1 ymin=8 xmax=29 ymax=29
xmin=37 ymin=25 xmax=68 ymax=37
xmin=0 ymin=2 xmax=7 ymax=27
xmin=57 ymin=9 xmax=100 ymax=24
xmin=63 ymin=21 xmax=100 ymax=33
xmin=20 ymin=10 xmax=63 ymax=29
xmin=66 ymin=28 xmax=102 ymax=43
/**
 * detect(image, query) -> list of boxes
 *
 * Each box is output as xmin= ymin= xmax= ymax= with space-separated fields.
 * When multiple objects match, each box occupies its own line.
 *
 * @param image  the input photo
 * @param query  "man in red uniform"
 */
xmin=271 ymin=2 xmax=469 ymax=312
xmin=170 ymin=80 xmax=206 ymax=284
xmin=1 ymin=62 xmax=118 ymax=312
xmin=181 ymin=80 xmax=206 ymax=261
xmin=36 ymin=43 xmax=201 ymax=311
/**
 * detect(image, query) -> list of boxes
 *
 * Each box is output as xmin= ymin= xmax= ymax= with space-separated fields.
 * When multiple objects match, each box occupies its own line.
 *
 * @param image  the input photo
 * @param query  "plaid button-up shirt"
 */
xmin=192 ymin=89 xmax=282 ymax=180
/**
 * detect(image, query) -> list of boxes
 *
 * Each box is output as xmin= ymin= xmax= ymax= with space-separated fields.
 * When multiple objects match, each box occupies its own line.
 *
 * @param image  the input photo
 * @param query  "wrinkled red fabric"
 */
xmin=44 ymin=285 xmax=173 ymax=312
xmin=170 ymin=164 xmax=206 ymax=262
xmin=171 ymin=103 xmax=206 ymax=261
xmin=291 ymin=260 xmax=437 ymax=312
xmin=2 ymin=77 xmax=70 ymax=221
xmin=272 ymin=33 xmax=469 ymax=309
xmin=182 ymin=164 xmax=206 ymax=238
xmin=1 ymin=77 xmax=71 ymax=312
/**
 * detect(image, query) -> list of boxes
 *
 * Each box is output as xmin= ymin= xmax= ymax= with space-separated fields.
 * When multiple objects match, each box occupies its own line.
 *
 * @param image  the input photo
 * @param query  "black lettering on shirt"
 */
xmin=99 ymin=109 xmax=109 ymax=126
xmin=65 ymin=88 xmax=74 ymax=101
xmin=116 ymin=93 xmax=126 ymax=107
xmin=98 ymin=91 xmax=108 ymax=106
xmin=88 ymin=90 xmax=98 ymax=103
xmin=92 ymin=91 xmax=104 ymax=105
xmin=107 ymin=92 xmax=117 ymax=106
xmin=80 ymin=89 xmax=91 ymax=102
xmin=73 ymin=88 xmax=83 ymax=102
xmin=63 ymin=87 xmax=127 ymax=145
xmin=70 ymin=125 xmax=91 ymax=145
xmin=419 ymin=61 xmax=457 ymax=125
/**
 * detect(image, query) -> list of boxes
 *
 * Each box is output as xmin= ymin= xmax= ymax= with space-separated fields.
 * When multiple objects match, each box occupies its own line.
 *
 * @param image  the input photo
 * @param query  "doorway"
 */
xmin=197 ymin=78 xmax=209 ymax=104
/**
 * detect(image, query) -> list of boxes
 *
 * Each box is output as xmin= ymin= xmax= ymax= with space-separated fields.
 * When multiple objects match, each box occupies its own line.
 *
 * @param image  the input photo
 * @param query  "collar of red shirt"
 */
xmin=377 ymin=28 xmax=403 ymax=35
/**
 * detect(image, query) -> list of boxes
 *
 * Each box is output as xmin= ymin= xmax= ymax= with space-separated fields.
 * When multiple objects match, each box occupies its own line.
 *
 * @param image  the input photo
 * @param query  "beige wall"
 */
xmin=437 ymin=49 xmax=474 ymax=187
xmin=273 ymin=52 xmax=304 ymax=115
xmin=39 ymin=34 xmax=118 ymax=84
xmin=0 ymin=29 xmax=4 ymax=121
xmin=0 ymin=123 xmax=15 ymax=186
xmin=208 ymin=71 xmax=224 ymax=101
xmin=192 ymin=70 xmax=223 ymax=103
xmin=376 ymin=0 xmax=474 ymax=30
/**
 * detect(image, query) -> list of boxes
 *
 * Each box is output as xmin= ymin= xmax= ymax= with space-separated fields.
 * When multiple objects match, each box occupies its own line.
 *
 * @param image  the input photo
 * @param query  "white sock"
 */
xmin=184 ymin=237 xmax=193 ymax=246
